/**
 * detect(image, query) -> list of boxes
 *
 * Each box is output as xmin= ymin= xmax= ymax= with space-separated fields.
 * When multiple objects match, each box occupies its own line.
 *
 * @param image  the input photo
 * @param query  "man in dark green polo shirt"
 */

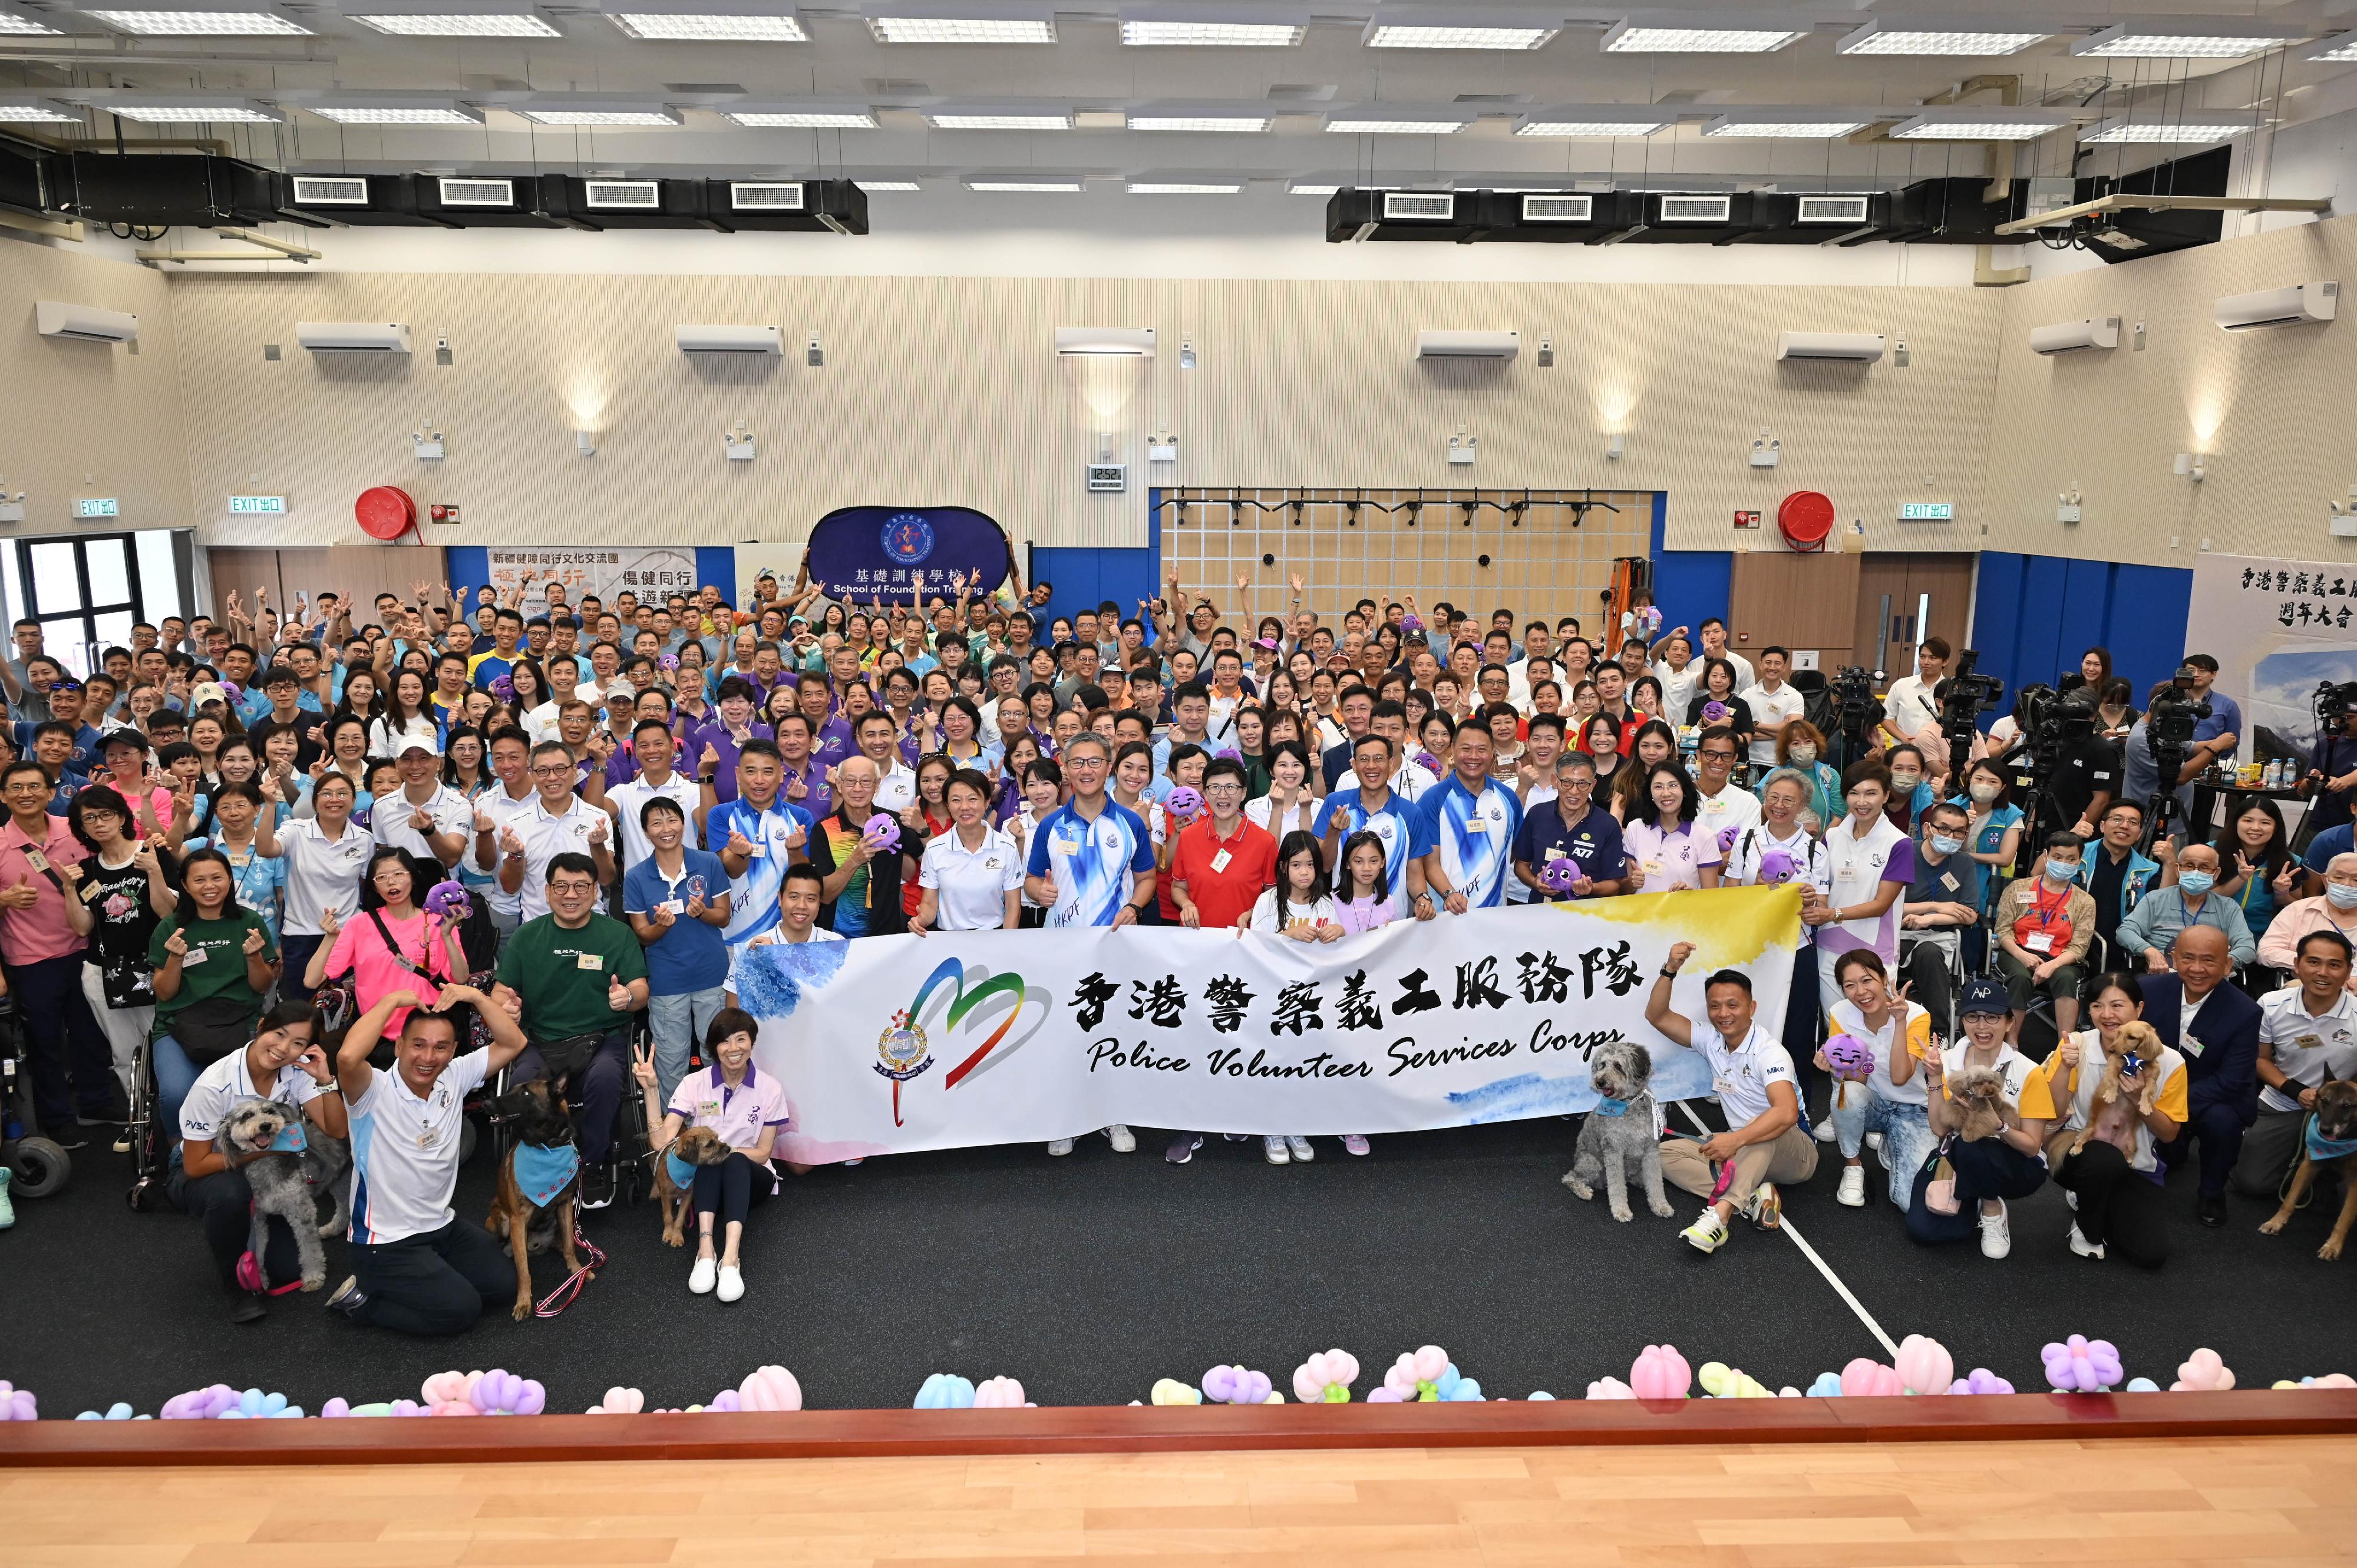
xmin=491 ymin=850 xmax=648 ymax=1207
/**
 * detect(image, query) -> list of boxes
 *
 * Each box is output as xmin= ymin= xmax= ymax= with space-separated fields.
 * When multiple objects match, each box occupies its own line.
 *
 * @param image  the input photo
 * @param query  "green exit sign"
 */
xmin=75 ymin=498 xmax=118 ymax=519
xmin=1898 ymin=501 xmax=1954 ymax=521
xmin=229 ymin=495 xmax=286 ymax=514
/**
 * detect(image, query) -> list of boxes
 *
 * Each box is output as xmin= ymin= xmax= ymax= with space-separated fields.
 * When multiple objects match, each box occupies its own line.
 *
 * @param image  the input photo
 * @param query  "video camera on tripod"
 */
xmin=1825 ymin=664 xmax=1884 ymax=770
xmin=1930 ymin=649 xmax=2003 ymax=782
xmin=2144 ymin=665 xmax=2214 ymax=783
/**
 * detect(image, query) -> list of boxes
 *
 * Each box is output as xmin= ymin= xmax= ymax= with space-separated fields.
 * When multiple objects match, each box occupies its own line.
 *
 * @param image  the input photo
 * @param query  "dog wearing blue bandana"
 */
xmin=2261 ymin=1078 xmax=2357 ymax=1261
xmin=1563 ymin=1039 xmax=1672 ymax=1223
xmin=653 ymin=1125 xmax=731 ymax=1249
xmin=483 ymin=1080 xmax=593 ymax=1321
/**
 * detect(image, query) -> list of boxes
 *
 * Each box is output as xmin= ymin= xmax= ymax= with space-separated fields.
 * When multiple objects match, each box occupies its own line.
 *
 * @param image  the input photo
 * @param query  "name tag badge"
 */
xmin=2180 ymin=1035 xmax=2206 ymax=1058
xmin=1058 ymin=833 xmax=1082 ymax=854
xmin=181 ymin=945 xmax=209 ymax=966
xmin=577 ymin=953 xmax=605 ymax=972
xmin=2023 ymin=932 xmax=2054 ymax=955
xmin=21 ymin=849 xmax=48 ymax=874
xmin=1210 ymin=849 xmax=1233 ymax=874
xmin=746 ymin=838 xmax=767 ymax=859
xmin=660 ymin=899 xmax=685 ymax=915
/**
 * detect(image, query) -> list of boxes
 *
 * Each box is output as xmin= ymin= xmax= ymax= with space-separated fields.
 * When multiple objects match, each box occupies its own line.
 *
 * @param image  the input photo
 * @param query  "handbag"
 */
xmin=170 ymin=995 xmax=264 ymax=1066
xmin=1919 ymin=1138 xmax=1961 ymax=1216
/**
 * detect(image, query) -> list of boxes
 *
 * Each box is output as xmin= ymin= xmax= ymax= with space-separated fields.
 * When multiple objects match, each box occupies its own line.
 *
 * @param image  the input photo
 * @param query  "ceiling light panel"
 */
xmin=2306 ymin=33 xmax=2357 ymax=62
xmin=84 ymin=4 xmax=310 ymax=34
xmin=966 ymin=177 xmax=1084 ymax=190
xmin=515 ymin=99 xmax=683 ymax=125
xmin=1128 ymin=113 xmax=1271 ymax=131
xmin=1602 ymin=19 xmax=1802 ymax=52
xmin=342 ymin=2 xmax=558 ymax=35
xmin=1889 ymin=111 xmax=2068 ymax=141
xmin=1127 ymin=180 xmax=1240 ymax=193
xmin=1704 ymin=114 xmax=1869 ymax=138
xmin=721 ymin=103 xmax=877 ymax=127
xmin=2072 ymin=24 xmax=2305 ymax=59
xmin=1515 ymin=107 xmax=1667 ymax=137
xmin=308 ymin=98 xmax=486 ymax=124
xmin=0 ymin=94 xmax=78 ymax=120
xmin=87 ymin=94 xmax=285 ymax=121
xmin=2082 ymin=115 xmax=2257 ymax=143
xmin=856 ymin=178 xmax=921 ymax=190
xmin=1118 ymin=5 xmax=1302 ymax=45
xmin=608 ymin=11 xmax=807 ymax=40
xmin=925 ymin=108 xmax=1070 ymax=128
xmin=1837 ymin=21 xmax=2047 ymax=55
xmin=0 ymin=3 xmax=65 ymax=34
xmin=864 ymin=5 xmax=1055 ymax=43
xmin=1325 ymin=108 xmax=1471 ymax=134
xmin=1365 ymin=24 xmax=1556 ymax=50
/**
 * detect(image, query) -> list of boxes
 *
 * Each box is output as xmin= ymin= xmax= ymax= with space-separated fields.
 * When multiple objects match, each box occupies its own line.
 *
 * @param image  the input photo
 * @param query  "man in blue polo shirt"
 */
xmin=1511 ymin=752 xmax=1626 ymax=900
xmin=1316 ymin=731 xmax=1435 ymax=916
xmin=1418 ymin=726 xmax=1524 ymax=913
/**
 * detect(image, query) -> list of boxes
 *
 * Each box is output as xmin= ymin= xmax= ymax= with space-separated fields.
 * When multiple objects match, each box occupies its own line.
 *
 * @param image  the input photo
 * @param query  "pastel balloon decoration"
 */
xmin=2125 ymin=1378 xmax=2160 ymax=1394
xmin=971 ymin=1377 xmax=1029 ymax=1409
xmin=1698 ymin=1363 xmax=1772 ymax=1399
xmin=2041 ymin=1336 xmax=2124 ymax=1394
xmin=914 ymin=1374 xmax=976 ymax=1409
xmin=1384 ymin=1346 xmax=1452 ymax=1401
xmin=1 ymin=1382 xmax=35 ymax=1421
xmin=1896 ymin=1335 xmax=1955 ymax=1397
xmin=737 ymin=1365 xmax=803 ymax=1412
xmin=704 ymin=1390 xmax=743 ymax=1412
xmin=75 ymin=1403 xmax=143 ymax=1421
xmin=160 ymin=1385 xmax=239 ymax=1421
xmin=1527 ymin=1392 xmax=1556 ymax=1401
xmin=1292 ymin=1349 xmax=1360 ymax=1404
xmin=1629 ymin=1345 xmax=1692 ymax=1401
xmin=420 ymin=1371 xmax=474 ymax=1408
xmin=216 ymin=1388 xmax=303 ymax=1420
xmin=1805 ymin=1372 xmax=1846 ymax=1398
xmin=1201 ymin=1365 xmax=1276 ymax=1406
xmin=2172 ymin=1350 xmax=2234 ymax=1392
xmin=1947 ymin=1370 xmax=2015 ymax=1395
xmin=1150 ymin=1378 xmax=1201 ymax=1407
xmin=1584 ymin=1378 xmax=1635 ymax=1400
xmin=471 ymin=1369 xmax=547 ymax=1416
xmin=1777 ymin=1387 xmax=1803 ymax=1399
xmin=861 ymin=814 xmax=903 ymax=856
xmin=1840 ymin=1359 xmax=1903 ymax=1398
xmin=1165 ymin=786 xmax=1204 ymax=821
xmin=2270 ymin=1373 xmax=2357 ymax=1389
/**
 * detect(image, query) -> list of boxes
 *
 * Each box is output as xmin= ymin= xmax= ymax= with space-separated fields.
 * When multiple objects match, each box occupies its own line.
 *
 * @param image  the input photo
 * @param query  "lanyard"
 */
xmin=2028 ymin=882 xmax=2071 ymax=927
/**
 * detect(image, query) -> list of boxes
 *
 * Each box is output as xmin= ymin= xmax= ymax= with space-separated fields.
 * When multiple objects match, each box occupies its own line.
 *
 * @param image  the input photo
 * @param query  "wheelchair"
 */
xmin=0 ymin=998 xmax=70 ymax=1200
xmin=123 ymin=1035 xmax=174 ymax=1212
xmin=480 ymin=1009 xmax=654 ymax=1212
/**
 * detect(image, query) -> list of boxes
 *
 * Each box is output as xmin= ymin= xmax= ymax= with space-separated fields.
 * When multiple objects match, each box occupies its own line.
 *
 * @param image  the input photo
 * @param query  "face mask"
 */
xmin=1788 ymin=744 xmax=1817 ymax=764
xmin=1929 ymin=834 xmax=1963 ymax=857
xmin=1889 ymin=771 xmax=1920 ymax=791
xmin=2329 ymin=883 xmax=2357 ymax=910
xmin=1970 ymin=782 xmax=2001 ymax=803
xmin=2177 ymin=870 xmax=2216 ymax=898
xmin=2045 ymin=861 xmax=2079 ymax=884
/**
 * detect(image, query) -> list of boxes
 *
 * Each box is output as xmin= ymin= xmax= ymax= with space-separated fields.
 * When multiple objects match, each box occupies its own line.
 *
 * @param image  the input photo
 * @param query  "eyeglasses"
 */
xmin=1699 ymin=749 xmax=1738 ymax=762
xmin=1204 ymin=781 xmax=1244 ymax=794
xmin=530 ymin=764 xmax=575 ymax=779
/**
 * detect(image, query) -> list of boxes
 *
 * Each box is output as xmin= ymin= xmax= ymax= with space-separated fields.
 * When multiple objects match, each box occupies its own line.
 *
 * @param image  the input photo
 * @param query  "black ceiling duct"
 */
xmin=1467 ymin=189 xmax=1643 ymax=243
xmin=411 ymin=172 xmax=586 ymax=229
xmin=1745 ymin=190 xmax=1891 ymax=245
xmin=0 ymin=134 xmax=66 ymax=217
xmin=273 ymin=171 xmax=450 ymax=227
xmin=1620 ymin=190 xmax=1768 ymax=245
xmin=698 ymin=177 xmax=869 ymax=233
xmin=544 ymin=174 xmax=719 ymax=231
xmin=2071 ymin=145 xmax=2229 ymax=264
xmin=65 ymin=153 xmax=280 ymax=227
xmin=1873 ymin=176 xmax=2012 ymax=245
xmin=1325 ymin=187 xmax=1481 ymax=242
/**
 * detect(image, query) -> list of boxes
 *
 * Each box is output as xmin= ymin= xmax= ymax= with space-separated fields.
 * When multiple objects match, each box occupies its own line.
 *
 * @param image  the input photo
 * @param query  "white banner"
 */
xmin=2188 ymin=552 xmax=2357 ymax=770
xmin=740 ymin=886 xmax=1801 ymax=1164
xmin=483 ymin=547 xmax=701 ymax=622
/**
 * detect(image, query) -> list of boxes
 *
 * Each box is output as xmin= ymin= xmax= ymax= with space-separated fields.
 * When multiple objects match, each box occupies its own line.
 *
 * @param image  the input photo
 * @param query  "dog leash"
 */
xmin=532 ymin=1226 xmax=608 ymax=1319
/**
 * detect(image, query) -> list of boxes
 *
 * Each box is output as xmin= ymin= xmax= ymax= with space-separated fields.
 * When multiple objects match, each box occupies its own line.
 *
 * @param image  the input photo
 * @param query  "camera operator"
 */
xmin=2182 ymin=654 xmax=2242 ymax=749
xmin=2119 ymin=674 xmax=2232 ymax=841
xmin=2305 ymin=686 xmax=2357 ymax=840
xmin=2013 ymin=686 xmax=2121 ymax=843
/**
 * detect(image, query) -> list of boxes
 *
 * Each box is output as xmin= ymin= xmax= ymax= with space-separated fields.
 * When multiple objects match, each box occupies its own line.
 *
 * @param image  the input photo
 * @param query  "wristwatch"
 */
xmin=1412 ymin=890 xmax=1434 ymax=910
xmin=1658 ymin=966 xmax=1681 ymax=979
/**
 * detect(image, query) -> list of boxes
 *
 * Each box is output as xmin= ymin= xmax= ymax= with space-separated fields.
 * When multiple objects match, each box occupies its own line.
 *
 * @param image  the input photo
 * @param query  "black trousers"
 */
xmin=511 ymin=1029 xmax=629 ymax=1163
xmin=1905 ymin=1135 xmax=2048 ymax=1245
xmin=1783 ymin=942 xmax=1825 ymax=1111
xmin=348 ymin=1217 xmax=517 ymax=1336
xmin=6 ymin=951 xmax=115 ymax=1130
xmin=2055 ymin=1141 xmax=2170 ymax=1269
xmin=2155 ymin=1098 xmax=2249 ymax=1200
xmin=170 ymin=1160 xmax=303 ymax=1289
xmin=691 ymin=1151 xmax=773 ymax=1228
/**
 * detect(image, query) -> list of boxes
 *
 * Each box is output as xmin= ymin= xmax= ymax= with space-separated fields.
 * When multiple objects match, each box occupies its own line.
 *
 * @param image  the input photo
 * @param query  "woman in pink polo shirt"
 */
xmin=634 ymin=1006 xmax=787 ymax=1305
xmin=306 ymin=847 xmax=461 ymax=1042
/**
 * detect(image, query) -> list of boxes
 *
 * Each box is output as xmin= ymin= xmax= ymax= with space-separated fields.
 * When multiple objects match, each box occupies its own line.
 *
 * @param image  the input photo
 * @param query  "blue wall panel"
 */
xmin=444 ymin=545 xmax=485 ymax=594
xmin=694 ymin=547 xmax=735 ymax=596
xmin=1648 ymin=496 xmax=1732 ymax=634
xmin=1024 ymin=492 xmax=1163 ymax=633
xmin=1970 ymin=550 xmax=2193 ymax=716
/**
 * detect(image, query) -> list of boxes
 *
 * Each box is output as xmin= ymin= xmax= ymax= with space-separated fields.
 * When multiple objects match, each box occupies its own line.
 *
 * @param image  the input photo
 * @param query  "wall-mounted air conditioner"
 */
xmin=2214 ymin=281 xmax=2337 ymax=331
xmin=1776 ymin=330 xmax=1885 ymax=362
xmin=1416 ymin=329 xmax=1519 ymax=360
xmin=295 ymin=322 xmax=412 ymax=354
xmin=35 ymin=301 xmax=138 ymax=345
xmin=2029 ymin=316 xmax=2121 ymax=355
xmin=676 ymin=324 xmax=784 ymax=355
xmin=1054 ymin=327 xmax=1156 ymax=356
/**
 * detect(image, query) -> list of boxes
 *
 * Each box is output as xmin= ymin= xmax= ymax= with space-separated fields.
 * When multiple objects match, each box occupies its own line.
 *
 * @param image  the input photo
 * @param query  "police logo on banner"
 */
xmin=881 ymin=513 xmax=936 ymax=567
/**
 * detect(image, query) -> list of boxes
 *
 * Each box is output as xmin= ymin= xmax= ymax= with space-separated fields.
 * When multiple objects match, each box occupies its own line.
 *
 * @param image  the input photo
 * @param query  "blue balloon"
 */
xmin=1807 ymin=1372 xmax=1845 ymax=1398
xmin=2125 ymin=1377 xmax=2160 ymax=1393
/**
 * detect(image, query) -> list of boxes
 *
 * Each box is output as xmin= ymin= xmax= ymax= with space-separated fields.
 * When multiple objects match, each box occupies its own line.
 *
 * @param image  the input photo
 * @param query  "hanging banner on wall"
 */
xmin=744 ymin=886 xmax=1800 ymax=1166
xmin=801 ymin=505 xmax=1013 ymax=601
xmin=482 ymin=546 xmax=701 ymax=620
xmin=2187 ymin=552 xmax=2357 ymax=768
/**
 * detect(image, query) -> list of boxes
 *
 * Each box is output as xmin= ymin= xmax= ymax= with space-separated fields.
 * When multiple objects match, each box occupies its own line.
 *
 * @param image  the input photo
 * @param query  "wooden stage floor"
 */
xmin=9 ymin=1434 xmax=2353 ymax=1566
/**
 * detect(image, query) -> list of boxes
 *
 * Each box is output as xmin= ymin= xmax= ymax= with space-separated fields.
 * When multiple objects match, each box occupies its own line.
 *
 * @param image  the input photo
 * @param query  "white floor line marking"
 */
xmin=1669 ymin=1099 xmax=1902 ymax=1361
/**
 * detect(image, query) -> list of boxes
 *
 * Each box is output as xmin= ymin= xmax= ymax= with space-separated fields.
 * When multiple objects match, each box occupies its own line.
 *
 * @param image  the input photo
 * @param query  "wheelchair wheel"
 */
xmin=8 ymin=1135 xmax=71 ymax=1199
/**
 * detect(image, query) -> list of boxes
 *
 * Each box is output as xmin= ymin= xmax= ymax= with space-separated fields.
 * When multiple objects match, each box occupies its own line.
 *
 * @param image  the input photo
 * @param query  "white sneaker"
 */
xmin=1680 ymin=1210 xmax=1729 ymax=1253
xmin=1980 ymin=1201 xmax=2012 ymax=1260
xmin=1867 ymin=1130 xmax=1888 ymax=1170
xmin=1104 ymin=1124 xmax=1136 ymax=1153
xmin=1836 ymin=1165 xmax=1867 ymax=1207
xmin=716 ymin=1265 xmax=744 ymax=1303
xmin=1814 ymin=1117 xmax=1837 ymax=1143
xmin=2064 ymin=1189 xmax=2078 ymax=1212
xmin=1263 ymin=1135 xmax=1290 ymax=1165
xmin=1047 ymin=1138 xmax=1074 ymax=1157
xmin=1286 ymin=1135 xmax=1315 ymax=1163
xmin=688 ymin=1256 xmax=717 ymax=1295
xmin=2067 ymin=1223 xmax=2106 ymax=1261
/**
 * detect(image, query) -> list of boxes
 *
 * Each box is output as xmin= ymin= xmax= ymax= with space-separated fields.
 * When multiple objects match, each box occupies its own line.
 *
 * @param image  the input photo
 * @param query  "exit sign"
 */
xmin=228 ymin=494 xmax=286 ymax=515
xmin=1898 ymin=501 xmax=1955 ymax=521
xmin=76 ymin=498 xmax=118 ymax=519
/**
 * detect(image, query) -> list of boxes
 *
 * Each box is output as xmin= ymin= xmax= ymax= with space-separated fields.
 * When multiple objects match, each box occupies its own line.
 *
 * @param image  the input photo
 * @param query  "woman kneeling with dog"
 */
xmin=634 ymin=1007 xmax=786 ymax=1304
xmin=2016 ymin=970 xmax=2187 ymax=1269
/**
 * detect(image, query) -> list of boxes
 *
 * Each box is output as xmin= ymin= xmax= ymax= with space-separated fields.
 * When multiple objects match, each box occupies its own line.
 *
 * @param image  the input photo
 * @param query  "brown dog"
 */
xmin=2260 ymin=1080 xmax=2357 ymax=1260
xmin=481 ymin=1081 xmax=593 ymax=1321
xmin=1950 ymin=1067 xmax=2022 ymax=1144
xmin=2071 ymin=1022 xmax=2165 ymax=1158
xmin=653 ymin=1126 xmax=731 ymax=1247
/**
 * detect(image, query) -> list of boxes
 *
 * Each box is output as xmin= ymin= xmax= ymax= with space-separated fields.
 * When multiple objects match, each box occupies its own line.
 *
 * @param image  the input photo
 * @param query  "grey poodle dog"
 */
xmin=1562 ymin=1040 xmax=1673 ymax=1222
xmin=213 ymin=1098 xmax=349 ymax=1292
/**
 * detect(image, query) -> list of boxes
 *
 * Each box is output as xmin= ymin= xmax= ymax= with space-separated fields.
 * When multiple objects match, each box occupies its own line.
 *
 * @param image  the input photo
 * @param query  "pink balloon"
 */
xmin=1410 ymin=1346 xmax=1450 ymax=1384
xmin=1840 ymin=1359 xmax=1903 ymax=1398
xmin=1895 ymin=1335 xmax=1954 ymax=1397
xmin=973 ymin=1377 xmax=1027 ymax=1408
xmin=1584 ymin=1378 xmax=1636 ymax=1401
xmin=1365 ymin=1387 xmax=1408 ymax=1404
xmin=420 ymin=1371 xmax=473 ymax=1407
xmin=1629 ymin=1345 xmax=1691 ymax=1401
xmin=738 ymin=1366 xmax=803 ymax=1412
xmin=2171 ymin=1349 xmax=2235 ymax=1392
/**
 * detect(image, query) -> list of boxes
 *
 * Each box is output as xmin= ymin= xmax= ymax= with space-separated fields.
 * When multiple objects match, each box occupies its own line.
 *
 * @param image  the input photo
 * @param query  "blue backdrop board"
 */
xmin=805 ymin=507 xmax=1012 ymax=599
xmin=1025 ymin=489 xmax=1163 ymax=636
xmin=1648 ymin=494 xmax=1732 ymax=635
xmin=1969 ymin=550 xmax=2193 ymax=721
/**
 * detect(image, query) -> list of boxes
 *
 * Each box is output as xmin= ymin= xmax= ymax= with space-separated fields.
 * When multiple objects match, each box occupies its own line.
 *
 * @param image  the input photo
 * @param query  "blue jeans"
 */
xmin=151 ymin=1032 xmax=202 ymax=1140
xmin=647 ymin=985 xmax=727 ymax=1105
xmin=1830 ymin=1090 xmax=1935 ymax=1209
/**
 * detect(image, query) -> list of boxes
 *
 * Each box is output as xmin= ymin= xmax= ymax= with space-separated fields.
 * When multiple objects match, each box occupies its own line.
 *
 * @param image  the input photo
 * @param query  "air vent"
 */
xmin=730 ymin=181 xmax=805 ymax=210
xmin=1521 ymin=193 xmax=1593 ymax=223
xmin=1658 ymin=194 xmax=1732 ymax=223
xmin=1796 ymin=194 xmax=1871 ymax=225
xmin=1381 ymin=191 xmax=1454 ymax=221
xmin=437 ymin=177 xmax=514 ymax=207
xmin=583 ymin=180 xmax=659 ymax=209
xmin=290 ymin=176 xmax=368 ymax=206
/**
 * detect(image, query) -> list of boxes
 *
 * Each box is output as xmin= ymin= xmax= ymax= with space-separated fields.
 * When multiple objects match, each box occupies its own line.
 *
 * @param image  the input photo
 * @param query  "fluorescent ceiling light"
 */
xmin=966 ymin=177 xmax=1084 ymax=190
xmin=1118 ymin=7 xmax=1302 ymax=46
xmin=1889 ymin=111 xmax=2068 ymax=141
xmin=606 ymin=8 xmax=807 ymax=41
xmin=1325 ymin=109 xmax=1471 ymax=134
xmin=1837 ymin=21 xmax=2047 ymax=55
xmin=2305 ymin=33 xmax=2357 ymax=63
xmin=1516 ymin=109 xmax=1667 ymax=137
xmin=926 ymin=110 xmax=1070 ymax=130
xmin=0 ymin=3 xmax=65 ymax=35
xmin=2072 ymin=24 xmax=2304 ymax=59
xmin=1705 ymin=114 xmax=1869 ymax=138
xmin=2082 ymin=115 xmax=2257 ymax=144
xmin=0 ymin=95 xmax=78 ymax=121
xmin=1128 ymin=113 xmax=1271 ymax=132
xmin=865 ymin=5 xmax=1054 ymax=43
xmin=856 ymin=178 xmax=920 ymax=190
xmin=1603 ymin=19 xmax=1802 ymax=52
xmin=1365 ymin=23 xmax=1557 ymax=51
xmin=516 ymin=99 xmax=683 ymax=126
xmin=343 ymin=1 xmax=557 ymax=34
xmin=1289 ymin=181 xmax=1337 ymax=194
xmin=1127 ymin=180 xmax=1240 ymax=193
xmin=84 ymin=4 xmax=309 ymax=34
xmin=722 ymin=103 xmax=877 ymax=127
xmin=88 ymin=94 xmax=284 ymax=121
xmin=307 ymin=98 xmax=486 ymax=125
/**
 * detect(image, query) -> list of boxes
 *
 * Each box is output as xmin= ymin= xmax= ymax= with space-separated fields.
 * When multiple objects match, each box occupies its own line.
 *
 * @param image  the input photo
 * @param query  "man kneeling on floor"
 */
xmin=324 ymin=983 xmax=530 ymax=1334
xmin=1645 ymin=942 xmax=1818 ymax=1253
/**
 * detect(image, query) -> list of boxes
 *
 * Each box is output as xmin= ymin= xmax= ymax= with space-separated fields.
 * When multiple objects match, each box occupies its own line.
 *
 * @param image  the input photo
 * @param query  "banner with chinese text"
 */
xmin=2187 ymin=553 xmax=2357 ymax=768
xmin=483 ymin=547 xmax=701 ymax=621
xmin=744 ymin=886 xmax=1800 ymax=1164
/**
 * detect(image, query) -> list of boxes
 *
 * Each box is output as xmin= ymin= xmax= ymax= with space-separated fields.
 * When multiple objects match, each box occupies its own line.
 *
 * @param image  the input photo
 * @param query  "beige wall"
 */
xmin=1986 ymin=212 xmax=2357 ymax=569
xmin=0 ymin=237 xmax=190 ymax=541
xmin=161 ymin=272 xmax=2004 ymax=559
